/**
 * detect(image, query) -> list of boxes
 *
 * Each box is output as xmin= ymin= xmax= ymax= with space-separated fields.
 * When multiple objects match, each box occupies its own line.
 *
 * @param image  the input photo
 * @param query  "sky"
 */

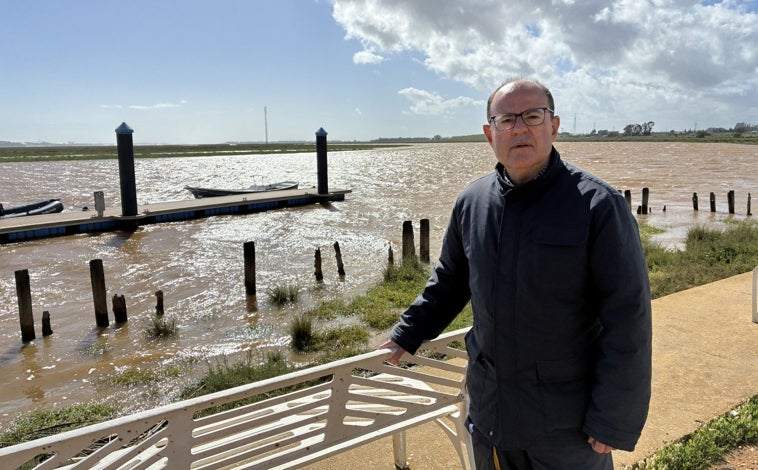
xmin=1 ymin=0 xmax=757 ymax=144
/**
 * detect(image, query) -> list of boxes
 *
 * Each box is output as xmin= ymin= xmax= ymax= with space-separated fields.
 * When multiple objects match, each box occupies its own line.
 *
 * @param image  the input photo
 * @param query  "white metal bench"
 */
xmin=0 ymin=328 xmax=471 ymax=469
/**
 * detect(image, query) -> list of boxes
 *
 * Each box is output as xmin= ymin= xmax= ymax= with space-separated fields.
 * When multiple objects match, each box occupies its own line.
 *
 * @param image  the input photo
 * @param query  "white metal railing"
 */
xmin=0 ymin=328 xmax=472 ymax=470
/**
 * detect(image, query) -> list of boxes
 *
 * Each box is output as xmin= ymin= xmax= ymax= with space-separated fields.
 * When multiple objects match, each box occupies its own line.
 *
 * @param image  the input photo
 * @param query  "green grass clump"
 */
xmin=630 ymin=394 xmax=758 ymax=470
xmin=179 ymin=350 xmax=330 ymax=418
xmin=644 ymin=220 xmax=757 ymax=298
xmin=180 ymin=350 xmax=292 ymax=400
xmin=143 ymin=315 xmax=178 ymax=339
xmin=106 ymin=365 xmax=182 ymax=387
xmin=289 ymin=314 xmax=369 ymax=354
xmin=290 ymin=314 xmax=315 ymax=351
xmin=0 ymin=403 xmax=116 ymax=447
xmin=267 ymin=284 xmax=299 ymax=306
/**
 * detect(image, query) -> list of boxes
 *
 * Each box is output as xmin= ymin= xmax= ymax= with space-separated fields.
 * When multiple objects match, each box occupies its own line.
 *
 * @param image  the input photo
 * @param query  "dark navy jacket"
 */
xmin=390 ymin=148 xmax=652 ymax=451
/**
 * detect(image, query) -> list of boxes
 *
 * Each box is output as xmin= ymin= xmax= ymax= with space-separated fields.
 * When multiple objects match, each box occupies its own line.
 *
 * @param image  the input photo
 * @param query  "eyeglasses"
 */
xmin=488 ymin=107 xmax=554 ymax=131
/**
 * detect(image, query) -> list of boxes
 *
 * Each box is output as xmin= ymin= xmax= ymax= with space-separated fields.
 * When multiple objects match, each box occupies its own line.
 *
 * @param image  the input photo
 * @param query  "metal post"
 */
xmin=115 ymin=122 xmax=138 ymax=217
xmin=94 ymin=191 xmax=105 ymax=217
xmin=316 ymin=127 xmax=328 ymax=195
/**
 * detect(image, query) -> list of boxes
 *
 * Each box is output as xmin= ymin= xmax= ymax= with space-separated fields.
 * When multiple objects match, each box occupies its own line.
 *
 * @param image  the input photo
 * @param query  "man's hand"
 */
xmin=587 ymin=437 xmax=616 ymax=454
xmin=378 ymin=339 xmax=406 ymax=365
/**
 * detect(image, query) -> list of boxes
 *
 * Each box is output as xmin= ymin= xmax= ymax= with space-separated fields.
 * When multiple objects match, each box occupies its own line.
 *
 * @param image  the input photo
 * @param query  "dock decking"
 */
xmin=0 ymin=188 xmax=350 ymax=244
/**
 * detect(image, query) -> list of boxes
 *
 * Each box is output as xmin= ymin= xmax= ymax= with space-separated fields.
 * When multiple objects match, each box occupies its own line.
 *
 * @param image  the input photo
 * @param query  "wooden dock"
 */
xmin=0 ymin=188 xmax=350 ymax=244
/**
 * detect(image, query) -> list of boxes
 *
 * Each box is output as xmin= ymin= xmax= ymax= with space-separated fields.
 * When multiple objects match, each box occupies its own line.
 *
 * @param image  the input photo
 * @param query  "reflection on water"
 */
xmin=0 ymin=142 xmax=755 ymax=430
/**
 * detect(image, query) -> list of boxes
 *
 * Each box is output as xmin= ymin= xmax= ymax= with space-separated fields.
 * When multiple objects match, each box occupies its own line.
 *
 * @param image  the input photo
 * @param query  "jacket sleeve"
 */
xmin=582 ymin=191 xmax=653 ymax=451
xmin=390 ymin=204 xmax=472 ymax=355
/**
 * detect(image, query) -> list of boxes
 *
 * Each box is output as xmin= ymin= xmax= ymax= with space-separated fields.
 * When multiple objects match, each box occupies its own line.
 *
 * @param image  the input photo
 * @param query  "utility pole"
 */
xmin=264 ymin=106 xmax=269 ymax=144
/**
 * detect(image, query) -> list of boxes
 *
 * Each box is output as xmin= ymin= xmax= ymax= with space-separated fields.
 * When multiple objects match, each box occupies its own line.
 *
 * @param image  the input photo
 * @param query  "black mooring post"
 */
xmin=115 ymin=122 xmax=138 ymax=217
xmin=316 ymin=127 xmax=328 ymax=195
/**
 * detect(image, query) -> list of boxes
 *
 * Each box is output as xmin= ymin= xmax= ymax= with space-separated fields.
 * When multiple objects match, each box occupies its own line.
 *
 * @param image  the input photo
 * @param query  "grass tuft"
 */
xmin=143 ymin=315 xmax=178 ymax=339
xmin=630 ymin=394 xmax=758 ymax=469
xmin=267 ymin=284 xmax=299 ymax=306
xmin=0 ymin=403 xmax=116 ymax=447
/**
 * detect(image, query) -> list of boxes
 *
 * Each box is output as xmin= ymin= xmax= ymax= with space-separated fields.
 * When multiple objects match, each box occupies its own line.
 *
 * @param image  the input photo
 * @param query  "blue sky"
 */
xmin=1 ymin=0 xmax=757 ymax=144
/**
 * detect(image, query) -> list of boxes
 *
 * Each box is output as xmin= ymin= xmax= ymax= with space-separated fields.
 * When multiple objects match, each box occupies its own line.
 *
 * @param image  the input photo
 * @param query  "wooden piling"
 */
xmin=155 ymin=290 xmax=164 ymax=315
xmin=420 ymin=219 xmax=430 ymax=263
xmin=641 ymin=188 xmax=650 ymax=215
xmin=42 ymin=310 xmax=53 ymax=336
xmin=314 ymin=248 xmax=324 ymax=281
xmin=710 ymin=192 xmax=716 ymax=212
xmin=402 ymin=221 xmax=416 ymax=261
xmin=624 ymin=190 xmax=632 ymax=211
xmin=388 ymin=245 xmax=394 ymax=266
xmin=727 ymin=190 xmax=735 ymax=214
xmin=244 ymin=241 xmax=256 ymax=296
xmin=89 ymin=259 xmax=109 ymax=327
xmin=15 ymin=269 xmax=36 ymax=342
xmin=112 ymin=294 xmax=128 ymax=323
xmin=748 ymin=193 xmax=752 ymax=216
xmin=692 ymin=192 xmax=699 ymax=211
xmin=333 ymin=241 xmax=345 ymax=277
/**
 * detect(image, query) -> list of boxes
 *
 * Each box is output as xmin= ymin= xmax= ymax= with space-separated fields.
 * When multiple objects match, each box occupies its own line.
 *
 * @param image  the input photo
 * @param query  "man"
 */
xmin=381 ymin=78 xmax=652 ymax=469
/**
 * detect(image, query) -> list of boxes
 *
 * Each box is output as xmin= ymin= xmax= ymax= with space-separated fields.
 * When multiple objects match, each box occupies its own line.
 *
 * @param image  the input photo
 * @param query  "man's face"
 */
xmin=483 ymin=83 xmax=560 ymax=185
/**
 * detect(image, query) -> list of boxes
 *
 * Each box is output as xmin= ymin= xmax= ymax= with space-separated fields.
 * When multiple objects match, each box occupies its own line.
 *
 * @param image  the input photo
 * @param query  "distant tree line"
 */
xmin=623 ymin=122 xmax=656 ymax=136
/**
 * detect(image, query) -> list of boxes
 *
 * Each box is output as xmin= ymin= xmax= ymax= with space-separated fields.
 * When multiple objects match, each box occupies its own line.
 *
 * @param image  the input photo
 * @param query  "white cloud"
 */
xmin=399 ymin=87 xmax=483 ymax=116
xmin=129 ymin=101 xmax=187 ymax=110
xmin=353 ymin=49 xmax=384 ymax=64
xmin=333 ymin=0 xmax=758 ymax=131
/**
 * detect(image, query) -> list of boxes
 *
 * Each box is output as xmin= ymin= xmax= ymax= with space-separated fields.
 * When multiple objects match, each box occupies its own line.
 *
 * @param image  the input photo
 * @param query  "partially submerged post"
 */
xmin=90 ymin=259 xmax=109 ymax=327
xmin=15 ymin=269 xmax=35 ymax=342
xmin=112 ymin=294 xmax=128 ymax=323
xmin=244 ymin=241 xmax=257 ymax=296
xmin=692 ymin=192 xmax=699 ymax=211
xmin=710 ymin=192 xmax=717 ymax=213
xmin=641 ymin=188 xmax=650 ymax=215
xmin=334 ymin=241 xmax=345 ymax=277
xmin=420 ymin=219 xmax=430 ymax=263
xmin=314 ymin=248 xmax=324 ymax=281
xmin=624 ymin=190 xmax=632 ymax=211
xmin=727 ymin=190 xmax=735 ymax=214
xmin=316 ymin=128 xmax=328 ymax=195
xmin=155 ymin=290 xmax=164 ymax=316
xmin=42 ymin=311 xmax=53 ymax=336
xmin=115 ymin=122 xmax=138 ymax=217
xmin=748 ymin=193 xmax=752 ymax=216
xmin=402 ymin=221 xmax=416 ymax=261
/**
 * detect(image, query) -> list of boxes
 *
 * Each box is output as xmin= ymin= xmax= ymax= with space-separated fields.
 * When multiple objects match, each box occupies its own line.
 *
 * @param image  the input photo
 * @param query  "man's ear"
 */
xmin=551 ymin=115 xmax=561 ymax=139
xmin=483 ymin=124 xmax=494 ymax=144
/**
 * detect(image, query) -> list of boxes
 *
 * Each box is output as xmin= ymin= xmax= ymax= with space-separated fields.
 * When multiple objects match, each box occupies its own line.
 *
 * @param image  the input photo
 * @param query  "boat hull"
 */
xmin=184 ymin=181 xmax=299 ymax=199
xmin=0 ymin=199 xmax=64 ymax=218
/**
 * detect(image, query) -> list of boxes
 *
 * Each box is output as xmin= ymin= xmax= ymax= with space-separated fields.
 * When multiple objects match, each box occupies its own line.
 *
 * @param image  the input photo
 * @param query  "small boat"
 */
xmin=0 ymin=199 xmax=64 ymax=218
xmin=184 ymin=181 xmax=299 ymax=199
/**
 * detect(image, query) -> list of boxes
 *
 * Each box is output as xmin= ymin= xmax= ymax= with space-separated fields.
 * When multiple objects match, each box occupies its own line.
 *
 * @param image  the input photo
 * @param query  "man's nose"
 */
xmin=511 ymin=115 xmax=529 ymax=130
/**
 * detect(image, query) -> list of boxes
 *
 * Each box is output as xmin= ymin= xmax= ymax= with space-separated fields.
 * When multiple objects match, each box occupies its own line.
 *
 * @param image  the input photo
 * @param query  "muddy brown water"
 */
xmin=0 ymin=142 xmax=755 ymax=431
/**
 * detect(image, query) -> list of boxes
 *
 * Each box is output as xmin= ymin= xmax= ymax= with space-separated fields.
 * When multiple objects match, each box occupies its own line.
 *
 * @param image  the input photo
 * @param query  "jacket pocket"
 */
xmin=536 ymin=358 xmax=591 ymax=432
xmin=465 ymin=352 xmax=498 ymax=419
xmin=528 ymin=224 xmax=589 ymax=303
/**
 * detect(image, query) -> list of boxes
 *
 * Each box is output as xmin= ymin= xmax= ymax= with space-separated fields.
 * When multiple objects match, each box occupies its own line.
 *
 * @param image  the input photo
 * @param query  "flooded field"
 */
xmin=0 ymin=141 xmax=755 ymax=430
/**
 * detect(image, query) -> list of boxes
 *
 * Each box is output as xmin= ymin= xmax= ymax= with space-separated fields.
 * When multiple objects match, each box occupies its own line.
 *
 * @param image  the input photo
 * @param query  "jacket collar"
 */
xmin=496 ymin=147 xmax=563 ymax=198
